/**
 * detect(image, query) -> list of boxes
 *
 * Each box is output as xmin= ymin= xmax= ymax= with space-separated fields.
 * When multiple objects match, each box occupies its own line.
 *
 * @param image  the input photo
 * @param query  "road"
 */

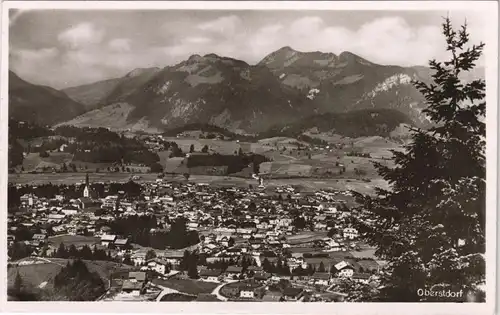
xmin=211 ymin=280 xmax=239 ymax=301
xmin=155 ymin=284 xmax=181 ymax=302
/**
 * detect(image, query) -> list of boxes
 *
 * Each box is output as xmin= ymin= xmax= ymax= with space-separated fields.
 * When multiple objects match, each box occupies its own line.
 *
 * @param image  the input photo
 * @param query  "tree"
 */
xmin=145 ymin=249 xmax=156 ymax=261
xmin=180 ymin=251 xmax=190 ymax=271
xmin=262 ymin=258 xmax=272 ymax=273
xmin=327 ymin=227 xmax=338 ymax=238
xmin=123 ymin=255 xmax=133 ymax=265
xmin=187 ymin=255 xmax=199 ymax=279
xmin=353 ymin=18 xmax=485 ymax=302
xmin=248 ymin=202 xmax=257 ymax=212
xmin=183 ymin=173 xmax=190 ymax=181
xmin=68 ymin=244 xmax=78 ymax=258
xmin=238 ymin=148 xmax=243 ymax=156
xmin=292 ymin=216 xmax=306 ymax=230
xmin=39 ymin=151 xmax=49 ymax=158
xmin=318 ymin=261 xmax=326 ymax=273
xmin=190 ymin=144 xmax=195 ymax=153
xmin=13 ymin=271 xmax=23 ymax=294
xmin=201 ymin=145 xmax=209 ymax=153
xmin=149 ymin=162 xmax=163 ymax=173
xmin=56 ymin=243 xmax=68 ymax=259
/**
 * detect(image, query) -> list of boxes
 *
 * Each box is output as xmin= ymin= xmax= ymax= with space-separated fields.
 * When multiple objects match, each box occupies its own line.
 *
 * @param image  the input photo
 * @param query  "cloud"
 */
xmin=108 ymin=38 xmax=132 ymax=52
xmin=10 ymin=12 xmax=486 ymax=89
xmin=11 ymin=47 xmax=59 ymax=62
xmin=289 ymin=16 xmax=324 ymax=37
xmin=58 ymin=22 xmax=104 ymax=49
xmin=183 ymin=36 xmax=212 ymax=44
xmin=9 ymin=9 xmax=30 ymax=27
xmin=198 ymin=15 xmax=242 ymax=36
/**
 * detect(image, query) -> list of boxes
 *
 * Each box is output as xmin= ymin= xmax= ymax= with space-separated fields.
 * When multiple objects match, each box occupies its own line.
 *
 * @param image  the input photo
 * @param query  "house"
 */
xmin=343 ymin=227 xmax=359 ymax=240
xmin=61 ymin=206 xmax=79 ymax=216
xmin=52 ymin=225 xmax=67 ymax=235
xmin=240 ymin=289 xmax=255 ymax=299
xmin=147 ymin=258 xmax=169 ymax=275
xmin=334 ymin=261 xmax=355 ymax=278
xmin=129 ymin=271 xmax=147 ymax=283
xmin=282 ymin=287 xmax=304 ymax=301
xmin=311 ymin=272 xmax=332 ymax=286
xmin=31 ymin=234 xmax=47 ymax=246
xmin=100 ymin=234 xmax=117 ymax=247
xmin=114 ymin=238 xmax=129 ymax=249
xmin=47 ymin=214 xmax=66 ymax=223
xmin=132 ymin=252 xmax=147 ymax=266
xmin=225 ymin=266 xmax=243 ymax=280
xmin=254 ymin=272 xmax=272 ymax=282
xmin=199 ymin=269 xmax=222 ymax=282
xmin=163 ymin=250 xmax=184 ymax=266
xmin=121 ymin=280 xmax=143 ymax=295
xmin=352 ymin=273 xmax=371 ymax=284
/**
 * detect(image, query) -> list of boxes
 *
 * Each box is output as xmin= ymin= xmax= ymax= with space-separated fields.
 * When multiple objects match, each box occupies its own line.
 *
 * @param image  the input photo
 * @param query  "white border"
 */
xmin=0 ymin=1 xmax=498 ymax=315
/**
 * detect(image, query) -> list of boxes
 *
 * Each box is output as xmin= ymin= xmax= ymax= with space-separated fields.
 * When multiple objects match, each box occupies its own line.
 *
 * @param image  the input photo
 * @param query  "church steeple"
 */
xmin=83 ymin=173 xmax=90 ymax=198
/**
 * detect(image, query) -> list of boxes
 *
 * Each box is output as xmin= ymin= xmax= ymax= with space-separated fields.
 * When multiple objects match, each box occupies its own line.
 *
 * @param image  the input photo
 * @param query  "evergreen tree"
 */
xmin=56 ymin=243 xmax=68 ymax=258
xmin=68 ymin=244 xmax=78 ymax=258
xmin=145 ymin=249 xmax=156 ymax=261
xmin=13 ymin=271 xmax=23 ymax=294
xmin=180 ymin=250 xmax=190 ymax=271
xmin=187 ymin=254 xmax=199 ymax=279
xmin=318 ymin=261 xmax=326 ymax=273
xmin=353 ymin=18 xmax=486 ymax=302
xmin=262 ymin=258 xmax=272 ymax=273
xmin=80 ymin=245 xmax=93 ymax=260
xmin=189 ymin=144 xmax=195 ymax=153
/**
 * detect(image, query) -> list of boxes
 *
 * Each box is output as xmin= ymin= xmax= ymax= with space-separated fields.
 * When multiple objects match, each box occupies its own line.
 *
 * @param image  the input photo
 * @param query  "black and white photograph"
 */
xmin=2 ymin=1 xmax=498 ymax=314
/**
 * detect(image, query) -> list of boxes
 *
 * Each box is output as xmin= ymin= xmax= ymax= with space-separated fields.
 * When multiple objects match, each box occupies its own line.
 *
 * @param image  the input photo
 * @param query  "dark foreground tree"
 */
xmin=353 ymin=18 xmax=486 ymax=302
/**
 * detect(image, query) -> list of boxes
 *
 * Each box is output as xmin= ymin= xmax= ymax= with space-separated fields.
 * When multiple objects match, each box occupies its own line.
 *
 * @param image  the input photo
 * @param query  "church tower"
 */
xmin=83 ymin=173 xmax=90 ymax=198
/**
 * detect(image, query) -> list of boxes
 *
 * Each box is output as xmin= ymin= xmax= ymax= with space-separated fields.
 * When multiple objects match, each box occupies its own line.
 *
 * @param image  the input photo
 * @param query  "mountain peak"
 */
xmin=339 ymin=51 xmax=372 ymax=65
xmin=277 ymin=46 xmax=297 ymax=53
xmin=204 ymin=53 xmax=220 ymax=59
xmin=125 ymin=67 xmax=160 ymax=78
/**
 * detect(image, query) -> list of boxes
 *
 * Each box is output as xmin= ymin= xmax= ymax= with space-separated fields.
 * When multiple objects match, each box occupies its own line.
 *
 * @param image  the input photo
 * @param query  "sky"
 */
xmin=9 ymin=9 xmax=487 ymax=89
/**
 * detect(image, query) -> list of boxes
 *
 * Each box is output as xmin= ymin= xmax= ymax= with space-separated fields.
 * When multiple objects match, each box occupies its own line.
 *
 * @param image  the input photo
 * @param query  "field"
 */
xmin=21 ymin=152 xmax=74 ymax=172
xmin=7 ymin=262 xmax=62 ymax=290
xmin=47 ymin=235 xmax=100 ymax=248
xmin=161 ymin=137 xmax=272 ymax=155
xmin=8 ymin=172 xmax=388 ymax=195
xmin=160 ymin=293 xmax=196 ymax=301
xmin=152 ymin=278 xmax=218 ymax=295
xmin=7 ymin=258 xmax=133 ymax=291
xmin=286 ymin=231 xmax=328 ymax=244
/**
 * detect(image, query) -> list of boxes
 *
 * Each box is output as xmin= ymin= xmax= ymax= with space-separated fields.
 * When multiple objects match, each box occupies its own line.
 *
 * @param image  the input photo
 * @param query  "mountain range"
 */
xmin=9 ymin=46 xmax=485 ymax=134
xmin=8 ymin=71 xmax=86 ymax=126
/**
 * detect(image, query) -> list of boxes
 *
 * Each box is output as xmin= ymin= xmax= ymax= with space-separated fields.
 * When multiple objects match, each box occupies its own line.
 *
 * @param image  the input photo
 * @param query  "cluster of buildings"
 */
xmin=8 ymin=174 xmax=382 ymax=301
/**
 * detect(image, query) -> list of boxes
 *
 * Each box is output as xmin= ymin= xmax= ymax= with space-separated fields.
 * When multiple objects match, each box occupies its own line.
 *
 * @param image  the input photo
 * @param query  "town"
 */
xmin=7 ymin=173 xmax=382 ymax=302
